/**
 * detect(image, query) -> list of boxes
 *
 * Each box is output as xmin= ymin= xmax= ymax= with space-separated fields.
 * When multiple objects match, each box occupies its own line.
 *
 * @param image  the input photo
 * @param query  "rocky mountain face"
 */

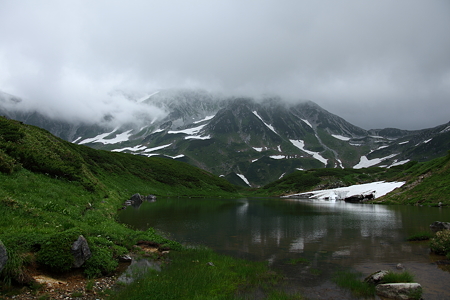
xmin=1 ymin=89 xmax=449 ymax=187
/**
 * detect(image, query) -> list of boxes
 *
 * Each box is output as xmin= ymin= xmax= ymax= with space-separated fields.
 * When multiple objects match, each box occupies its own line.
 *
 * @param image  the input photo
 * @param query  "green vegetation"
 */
xmin=0 ymin=117 xmax=239 ymax=286
xmin=430 ymin=230 xmax=450 ymax=256
xmin=407 ymin=232 xmax=434 ymax=241
xmin=379 ymin=151 xmax=450 ymax=205
xmin=332 ymin=270 xmax=376 ymax=298
xmin=110 ymin=247 xmax=298 ymax=300
xmin=1 ymin=116 xmax=449 ymax=299
xmin=380 ymin=271 xmax=415 ymax=284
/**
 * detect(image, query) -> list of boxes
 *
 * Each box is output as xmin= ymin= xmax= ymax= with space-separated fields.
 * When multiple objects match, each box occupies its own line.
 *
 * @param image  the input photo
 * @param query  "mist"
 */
xmin=0 ymin=0 xmax=449 ymax=130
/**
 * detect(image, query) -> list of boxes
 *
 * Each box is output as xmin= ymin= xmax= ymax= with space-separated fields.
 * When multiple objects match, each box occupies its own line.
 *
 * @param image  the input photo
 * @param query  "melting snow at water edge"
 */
xmin=285 ymin=181 xmax=405 ymax=201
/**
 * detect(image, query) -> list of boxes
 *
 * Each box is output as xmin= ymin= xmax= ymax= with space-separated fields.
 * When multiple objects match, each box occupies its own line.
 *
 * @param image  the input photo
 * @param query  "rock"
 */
xmin=71 ymin=235 xmax=92 ymax=268
xmin=123 ymin=193 xmax=157 ymax=209
xmin=376 ymin=283 xmax=422 ymax=300
xmin=396 ymin=263 xmax=405 ymax=270
xmin=364 ymin=270 xmax=390 ymax=284
xmin=0 ymin=239 xmax=7 ymax=273
xmin=119 ymin=254 xmax=133 ymax=262
xmin=430 ymin=221 xmax=450 ymax=231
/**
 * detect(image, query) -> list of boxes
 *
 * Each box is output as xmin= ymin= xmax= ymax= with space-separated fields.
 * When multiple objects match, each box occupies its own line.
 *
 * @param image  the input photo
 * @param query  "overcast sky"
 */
xmin=0 ymin=0 xmax=449 ymax=129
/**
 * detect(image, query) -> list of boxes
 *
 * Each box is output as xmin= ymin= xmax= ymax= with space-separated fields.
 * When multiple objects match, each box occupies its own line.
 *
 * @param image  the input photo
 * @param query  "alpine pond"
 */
xmin=119 ymin=198 xmax=450 ymax=299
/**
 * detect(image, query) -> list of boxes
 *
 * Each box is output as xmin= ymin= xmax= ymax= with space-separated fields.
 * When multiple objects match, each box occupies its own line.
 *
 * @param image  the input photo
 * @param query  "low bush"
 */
xmin=83 ymin=246 xmax=118 ymax=278
xmin=430 ymin=230 xmax=450 ymax=255
xmin=36 ymin=228 xmax=83 ymax=273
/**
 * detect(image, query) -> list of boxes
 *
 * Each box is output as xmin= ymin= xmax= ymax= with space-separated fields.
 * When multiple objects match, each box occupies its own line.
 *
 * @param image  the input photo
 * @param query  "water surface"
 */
xmin=119 ymin=198 xmax=450 ymax=299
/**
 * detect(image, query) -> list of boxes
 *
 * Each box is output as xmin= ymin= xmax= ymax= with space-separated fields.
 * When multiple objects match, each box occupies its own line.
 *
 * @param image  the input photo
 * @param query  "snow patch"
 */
xmin=185 ymin=135 xmax=211 ymax=140
xmin=286 ymin=181 xmax=405 ymax=200
xmin=301 ymin=119 xmax=312 ymax=128
xmin=389 ymin=159 xmax=410 ymax=168
xmin=440 ymin=125 xmax=450 ymax=133
xmin=137 ymin=91 xmax=160 ymax=103
xmin=252 ymin=111 xmax=277 ymax=134
xmin=193 ymin=115 xmax=215 ymax=124
xmin=79 ymin=129 xmax=133 ymax=145
xmin=270 ymin=155 xmax=285 ymax=160
xmin=237 ymin=173 xmax=251 ymax=186
xmin=168 ymin=124 xmax=206 ymax=135
xmin=398 ymin=141 xmax=409 ymax=145
xmin=331 ymin=134 xmax=351 ymax=141
xmin=424 ymin=138 xmax=432 ymax=143
xmin=143 ymin=144 xmax=172 ymax=153
xmin=289 ymin=139 xmax=328 ymax=166
xmin=253 ymin=147 xmax=264 ymax=152
xmin=353 ymin=153 xmax=398 ymax=169
xmin=111 ymin=145 xmax=147 ymax=153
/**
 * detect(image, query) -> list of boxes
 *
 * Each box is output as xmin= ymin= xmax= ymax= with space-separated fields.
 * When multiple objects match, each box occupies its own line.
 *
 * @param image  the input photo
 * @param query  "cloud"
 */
xmin=0 ymin=0 xmax=449 ymax=129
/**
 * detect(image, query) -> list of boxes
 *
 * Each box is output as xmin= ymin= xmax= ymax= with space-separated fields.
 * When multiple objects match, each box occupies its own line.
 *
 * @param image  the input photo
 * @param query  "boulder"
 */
xmin=0 ymin=239 xmax=7 ymax=273
xmin=364 ymin=270 xmax=390 ymax=284
xmin=71 ymin=235 xmax=92 ymax=268
xmin=430 ymin=221 xmax=450 ymax=231
xmin=123 ymin=193 xmax=157 ymax=209
xmin=376 ymin=283 xmax=422 ymax=300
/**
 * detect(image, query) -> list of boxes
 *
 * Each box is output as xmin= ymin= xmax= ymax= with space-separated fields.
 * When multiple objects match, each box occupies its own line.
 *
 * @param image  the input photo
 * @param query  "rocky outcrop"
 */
xmin=0 ymin=239 xmax=7 ymax=273
xmin=375 ymin=283 xmax=422 ymax=300
xmin=364 ymin=270 xmax=390 ymax=284
xmin=430 ymin=221 xmax=450 ymax=231
xmin=71 ymin=235 xmax=91 ymax=268
xmin=121 ymin=193 xmax=156 ymax=209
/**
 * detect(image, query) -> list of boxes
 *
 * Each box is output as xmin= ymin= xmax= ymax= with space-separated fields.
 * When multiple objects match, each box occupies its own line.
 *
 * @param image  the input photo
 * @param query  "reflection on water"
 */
xmin=119 ymin=197 xmax=450 ymax=299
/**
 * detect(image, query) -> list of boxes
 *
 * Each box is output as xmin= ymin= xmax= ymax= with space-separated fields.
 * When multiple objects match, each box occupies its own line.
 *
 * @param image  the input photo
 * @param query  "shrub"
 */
xmin=36 ymin=228 xmax=82 ymax=273
xmin=0 ymin=149 xmax=20 ymax=174
xmin=430 ymin=230 xmax=450 ymax=255
xmin=83 ymin=245 xmax=118 ymax=278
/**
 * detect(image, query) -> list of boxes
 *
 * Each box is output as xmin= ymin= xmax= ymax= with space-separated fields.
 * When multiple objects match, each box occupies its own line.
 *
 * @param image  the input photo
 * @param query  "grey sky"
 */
xmin=0 ymin=0 xmax=449 ymax=129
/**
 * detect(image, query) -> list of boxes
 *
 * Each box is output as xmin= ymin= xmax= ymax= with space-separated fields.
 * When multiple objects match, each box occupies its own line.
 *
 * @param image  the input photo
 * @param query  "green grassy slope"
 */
xmin=0 ymin=117 xmax=241 ymax=284
xmin=377 ymin=151 xmax=450 ymax=205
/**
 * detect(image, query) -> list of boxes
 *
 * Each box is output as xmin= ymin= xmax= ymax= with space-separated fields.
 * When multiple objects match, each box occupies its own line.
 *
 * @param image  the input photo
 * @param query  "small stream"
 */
xmin=119 ymin=197 xmax=450 ymax=299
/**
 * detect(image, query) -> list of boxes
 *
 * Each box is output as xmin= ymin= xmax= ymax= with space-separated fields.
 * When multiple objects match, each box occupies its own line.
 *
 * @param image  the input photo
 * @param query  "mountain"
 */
xmin=1 ymin=89 xmax=449 ymax=187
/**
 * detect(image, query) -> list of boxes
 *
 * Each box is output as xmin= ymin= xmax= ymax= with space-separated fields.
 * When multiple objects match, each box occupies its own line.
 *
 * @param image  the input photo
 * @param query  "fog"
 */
xmin=0 ymin=0 xmax=449 ymax=129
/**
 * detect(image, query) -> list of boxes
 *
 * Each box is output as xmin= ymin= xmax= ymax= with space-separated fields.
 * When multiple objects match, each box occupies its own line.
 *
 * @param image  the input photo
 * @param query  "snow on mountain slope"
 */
xmin=252 ymin=111 xmax=278 ymax=134
xmin=289 ymin=139 xmax=328 ymax=166
xmin=79 ymin=129 xmax=134 ymax=145
xmin=353 ymin=154 xmax=398 ymax=169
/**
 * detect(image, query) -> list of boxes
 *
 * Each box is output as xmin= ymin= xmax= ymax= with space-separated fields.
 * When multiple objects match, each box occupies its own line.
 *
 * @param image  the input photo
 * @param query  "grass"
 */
xmin=333 ymin=270 xmax=376 ymax=298
xmin=109 ymin=247 xmax=293 ymax=300
xmin=380 ymin=271 xmax=415 ymax=284
xmin=407 ymin=231 xmax=434 ymax=241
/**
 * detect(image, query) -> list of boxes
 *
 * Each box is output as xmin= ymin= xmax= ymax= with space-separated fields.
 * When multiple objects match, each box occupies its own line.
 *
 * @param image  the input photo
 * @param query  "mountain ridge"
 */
xmin=1 ymin=89 xmax=449 ymax=186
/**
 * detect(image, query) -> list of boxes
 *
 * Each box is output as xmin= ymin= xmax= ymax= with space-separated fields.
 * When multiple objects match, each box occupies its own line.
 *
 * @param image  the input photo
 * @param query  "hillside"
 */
xmin=0 ymin=116 xmax=241 ymax=285
xmin=258 ymin=151 xmax=450 ymax=206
